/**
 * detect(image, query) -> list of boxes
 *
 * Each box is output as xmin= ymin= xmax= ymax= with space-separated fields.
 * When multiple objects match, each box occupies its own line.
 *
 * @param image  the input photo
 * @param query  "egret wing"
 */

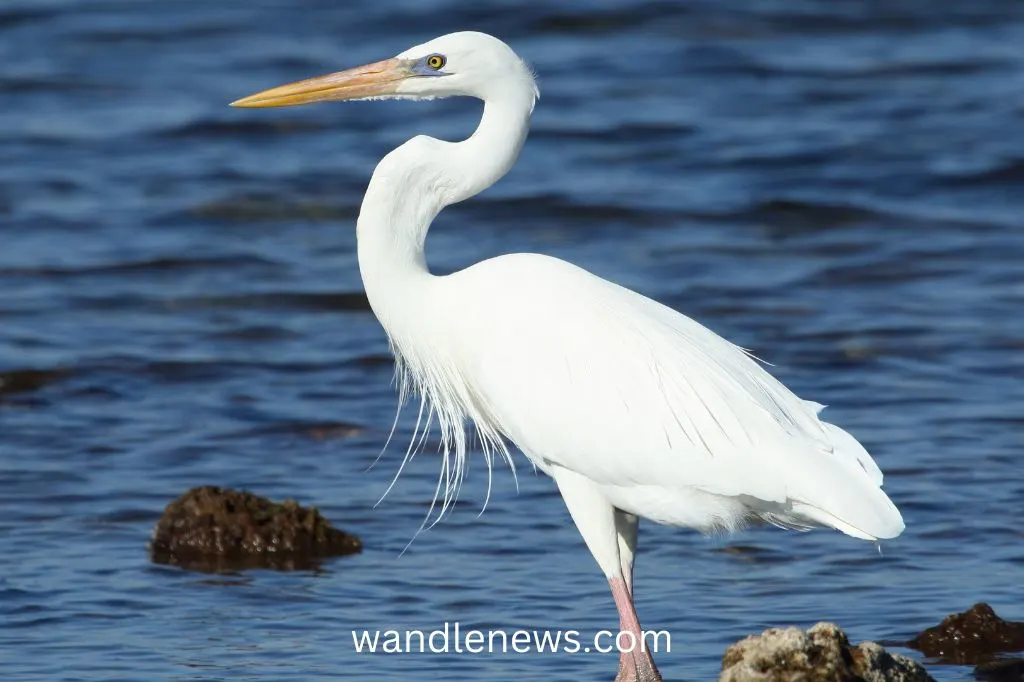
xmin=446 ymin=253 xmax=901 ymax=538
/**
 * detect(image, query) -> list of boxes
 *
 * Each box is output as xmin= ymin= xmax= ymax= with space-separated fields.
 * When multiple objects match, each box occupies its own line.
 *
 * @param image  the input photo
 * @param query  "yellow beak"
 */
xmin=230 ymin=58 xmax=410 ymax=108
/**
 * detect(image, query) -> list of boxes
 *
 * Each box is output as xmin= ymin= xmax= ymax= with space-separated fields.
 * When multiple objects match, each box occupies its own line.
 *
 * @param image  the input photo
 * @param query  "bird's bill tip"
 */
xmin=230 ymin=58 xmax=409 ymax=108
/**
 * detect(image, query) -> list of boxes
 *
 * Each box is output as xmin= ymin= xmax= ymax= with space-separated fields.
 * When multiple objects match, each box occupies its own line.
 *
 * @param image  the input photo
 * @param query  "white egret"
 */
xmin=233 ymin=31 xmax=904 ymax=681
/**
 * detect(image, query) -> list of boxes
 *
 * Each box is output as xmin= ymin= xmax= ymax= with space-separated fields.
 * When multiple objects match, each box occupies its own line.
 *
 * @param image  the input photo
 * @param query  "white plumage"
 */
xmin=233 ymin=31 xmax=904 ymax=682
xmin=445 ymin=253 xmax=901 ymax=539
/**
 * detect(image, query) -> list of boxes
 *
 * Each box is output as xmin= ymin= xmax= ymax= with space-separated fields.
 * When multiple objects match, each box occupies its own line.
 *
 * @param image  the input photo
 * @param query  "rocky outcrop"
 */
xmin=150 ymin=485 xmax=361 ymax=572
xmin=907 ymin=603 xmax=1024 ymax=665
xmin=721 ymin=622 xmax=933 ymax=682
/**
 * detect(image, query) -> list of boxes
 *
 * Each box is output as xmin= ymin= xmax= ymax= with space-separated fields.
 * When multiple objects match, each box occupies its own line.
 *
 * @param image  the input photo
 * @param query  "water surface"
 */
xmin=2 ymin=1 xmax=1024 ymax=680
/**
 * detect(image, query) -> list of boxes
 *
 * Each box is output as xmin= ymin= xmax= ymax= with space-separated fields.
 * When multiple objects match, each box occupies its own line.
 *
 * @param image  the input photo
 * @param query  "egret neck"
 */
xmin=355 ymin=90 xmax=533 ymax=329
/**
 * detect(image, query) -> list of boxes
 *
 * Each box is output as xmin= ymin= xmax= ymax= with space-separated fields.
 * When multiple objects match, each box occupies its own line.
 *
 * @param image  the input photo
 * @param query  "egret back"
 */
xmin=435 ymin=253 xmax=904 ymax=541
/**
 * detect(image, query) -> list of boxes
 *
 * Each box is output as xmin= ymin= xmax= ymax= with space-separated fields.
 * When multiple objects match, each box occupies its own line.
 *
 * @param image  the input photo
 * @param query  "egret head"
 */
xmin=231 ymin=31 xmax=538 ymax=109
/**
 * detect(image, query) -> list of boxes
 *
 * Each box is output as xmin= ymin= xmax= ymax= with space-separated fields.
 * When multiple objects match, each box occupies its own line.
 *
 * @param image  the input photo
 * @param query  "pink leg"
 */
xmin=550 ymin=475 xmax=658 ymax=682
xmin=615 ymin=511 xmax=639 ymax=678
xmin=611 ymin=577 xmax=662 ymax=682
xmin=615 ymin=573 xmax=635 ymax=679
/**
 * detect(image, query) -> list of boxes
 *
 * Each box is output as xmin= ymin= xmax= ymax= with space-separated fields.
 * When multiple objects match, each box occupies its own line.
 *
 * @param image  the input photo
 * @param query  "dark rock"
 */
xmin=908 ymin=603 xmax=1024 ymax=665
xmin=0 ymin=367 xmax=68 ymax=396
xmin=975 ymin=658 xmax=1024 ymax=682
xmin=150 ymin=486 xmax=361 ymax=572
xmin=720 ymin=622 xmax=934 ymax=682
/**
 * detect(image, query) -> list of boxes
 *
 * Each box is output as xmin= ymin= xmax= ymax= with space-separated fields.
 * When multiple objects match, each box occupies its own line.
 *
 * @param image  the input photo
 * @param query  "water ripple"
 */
xmin=2 ymin=1 xmax=1023 ymax=681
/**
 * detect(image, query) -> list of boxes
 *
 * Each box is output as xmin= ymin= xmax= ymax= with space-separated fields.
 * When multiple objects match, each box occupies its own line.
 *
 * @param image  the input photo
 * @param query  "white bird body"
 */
xmin=391 ymin=251 xmax=899 ymax=539
xmin=233 ymin=31 xmax=904 ymax=681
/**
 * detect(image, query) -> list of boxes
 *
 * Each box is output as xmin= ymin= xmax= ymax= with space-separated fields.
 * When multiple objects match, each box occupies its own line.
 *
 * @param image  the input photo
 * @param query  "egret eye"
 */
xmin=426 ymin=54 xmax=446 ymax=70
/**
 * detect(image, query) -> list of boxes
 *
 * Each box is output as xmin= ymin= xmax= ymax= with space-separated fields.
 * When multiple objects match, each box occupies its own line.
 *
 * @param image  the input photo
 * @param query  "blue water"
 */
xmin=2 ymin=1 xmax=1024 ymax=680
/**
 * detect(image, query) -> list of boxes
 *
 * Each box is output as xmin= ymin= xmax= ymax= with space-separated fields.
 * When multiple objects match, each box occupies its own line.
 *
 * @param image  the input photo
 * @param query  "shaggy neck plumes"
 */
xmin=354 ymin=85 xmax=534 ymax=527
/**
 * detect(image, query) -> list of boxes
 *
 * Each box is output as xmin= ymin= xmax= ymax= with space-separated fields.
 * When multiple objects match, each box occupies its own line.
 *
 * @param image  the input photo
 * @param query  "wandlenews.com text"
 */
xmin=351 ymin=622 xmax=671 ymax=655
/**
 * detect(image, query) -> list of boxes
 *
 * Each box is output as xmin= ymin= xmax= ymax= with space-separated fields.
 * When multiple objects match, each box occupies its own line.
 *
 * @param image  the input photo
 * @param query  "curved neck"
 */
xmin=356 ymin=90 xmax=532 ymax=328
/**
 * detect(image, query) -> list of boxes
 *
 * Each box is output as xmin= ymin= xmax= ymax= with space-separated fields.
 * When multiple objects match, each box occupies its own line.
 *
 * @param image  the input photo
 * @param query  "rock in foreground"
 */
xmin=721 ymin=622 xmax=933 ymax=682
xmin=907 ymin=603 xmax=1024 ymax=665
xmin=150 ymin=486 xmax=361 ymax=572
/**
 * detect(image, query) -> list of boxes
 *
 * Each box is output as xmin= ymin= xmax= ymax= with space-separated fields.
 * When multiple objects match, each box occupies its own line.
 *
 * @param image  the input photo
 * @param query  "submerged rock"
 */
xmin=150 ymin=486 xmax=361 ymax=572
xmin=974 ymin=658 xmax=1024 ymax=682
xmin=720 ymin=622 xmax=933 ymax=682
xmin=908 ymin=603 xmax=1024 ymax=665
xmin=0 ymin=367 xmax=68 ymax=397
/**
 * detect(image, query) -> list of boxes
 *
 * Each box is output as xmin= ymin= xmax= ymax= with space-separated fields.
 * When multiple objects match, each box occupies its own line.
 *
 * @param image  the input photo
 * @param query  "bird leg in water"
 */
xmin=614 ymin=510 xmax=640 ymax=677
xmin=610 ymin=577 xmax=662 ymax=682
xmin=552 ymin=473 xmax=661 ymax=681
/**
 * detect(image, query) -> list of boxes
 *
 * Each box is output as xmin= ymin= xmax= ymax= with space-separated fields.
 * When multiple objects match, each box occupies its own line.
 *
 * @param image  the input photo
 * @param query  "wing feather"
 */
xmin=442 ymin=253 xmax=902 ymax=539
